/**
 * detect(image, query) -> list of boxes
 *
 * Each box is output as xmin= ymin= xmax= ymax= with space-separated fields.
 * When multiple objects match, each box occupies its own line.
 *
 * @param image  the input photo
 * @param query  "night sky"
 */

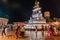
xmin=0 ymin=0 xmax=60 ymax=23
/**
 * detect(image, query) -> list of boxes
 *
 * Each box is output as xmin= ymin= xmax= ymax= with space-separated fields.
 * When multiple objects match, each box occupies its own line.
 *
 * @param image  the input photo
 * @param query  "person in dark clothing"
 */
xmin=11 ymin=25 xmax=13 ymax=31
xmin=20 ymin=25 xmax=25 ymax=37
xmin=42 ymin=25 xmax=44 ymax=31
xmin=41 ymin=25 xmax=44 ymax=36
xmin=2 ymin=26 xmax=6 ymax=36
xmin=50 ymin=25 xmax=54 ymax=32
xmin=16 ymin=26 xmax=21 ymax=39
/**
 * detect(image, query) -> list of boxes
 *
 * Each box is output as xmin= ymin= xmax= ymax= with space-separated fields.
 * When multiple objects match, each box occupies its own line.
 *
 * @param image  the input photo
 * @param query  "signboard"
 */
xmin=44 ymin=11 xmax=50 ymax=17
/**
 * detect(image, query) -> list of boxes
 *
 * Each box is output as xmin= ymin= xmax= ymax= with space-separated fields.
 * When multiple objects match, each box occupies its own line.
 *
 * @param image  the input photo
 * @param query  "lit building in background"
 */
xmin=13 ymin=22 xmax=27 ymax=26
xmin=44 ymin=11 xmax=50 ymax=18
xmin=0 ymin=18 xmax=9 ymax=26
xmin=44 ymin=11 xmax=52 ymax=22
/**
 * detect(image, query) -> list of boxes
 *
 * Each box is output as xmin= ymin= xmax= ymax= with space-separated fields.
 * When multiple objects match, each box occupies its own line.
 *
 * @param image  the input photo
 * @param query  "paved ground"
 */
xmin=0 ymin=31 xmax=60 ymax=40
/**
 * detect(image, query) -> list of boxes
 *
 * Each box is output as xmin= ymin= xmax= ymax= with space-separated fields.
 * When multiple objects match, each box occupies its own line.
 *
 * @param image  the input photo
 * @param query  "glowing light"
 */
xmin=33 ymin=8 xmax=41 ymax=12
xmin=0 ymin=18 xmax=8 ymax=26
xmin=2 ymin=0 xmax=8 ymax=3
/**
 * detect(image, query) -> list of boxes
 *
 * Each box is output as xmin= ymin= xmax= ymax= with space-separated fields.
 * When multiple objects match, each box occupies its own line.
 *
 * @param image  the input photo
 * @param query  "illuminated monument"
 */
xmin=25 ymin=0 xmax=47 ymax=29
xmin=29 ymin=0 xmax=46 ymax=24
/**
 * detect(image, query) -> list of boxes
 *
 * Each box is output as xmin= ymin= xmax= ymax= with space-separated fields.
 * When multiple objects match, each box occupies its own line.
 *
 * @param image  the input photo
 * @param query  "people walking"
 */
xmin=20 ymin=25 xmax=25 ymax=37
xmin=2 ymin=25 xmax=6 ymax=36
xmin=48 ymin=25 xmax=54 ymax=36
xmin=41 ymin=25 xmax=44 ymax=36
xmin=53 ymin=25 xmax=57 ymax=35
xmin=16 ymin=26 xmax=21 ymax=39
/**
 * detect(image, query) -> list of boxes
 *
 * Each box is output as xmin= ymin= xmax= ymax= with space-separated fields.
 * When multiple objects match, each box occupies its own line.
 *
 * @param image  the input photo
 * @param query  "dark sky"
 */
xmin=0 ymin=0 xmax=60 ymax=22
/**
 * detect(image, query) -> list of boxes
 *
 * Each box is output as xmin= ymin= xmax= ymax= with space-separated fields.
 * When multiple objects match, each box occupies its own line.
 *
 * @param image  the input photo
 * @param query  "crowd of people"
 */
xmin=46 ymin=25 xmax=60 ymax=36
xmin=35 ymin=24 xmax=60 ymax=36
xmin=1 ymin=23 xmax=60 ymax=38
xmin=16 ymin=25 xmax=25 ymax=39
xmin=1 ymin=24 xmax=25 ymax=38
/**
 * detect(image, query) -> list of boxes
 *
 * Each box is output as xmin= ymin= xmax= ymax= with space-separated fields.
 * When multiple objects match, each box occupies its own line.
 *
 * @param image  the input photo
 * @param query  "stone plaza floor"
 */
xmin=0 ymin=31 xmax=60 ymax=40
